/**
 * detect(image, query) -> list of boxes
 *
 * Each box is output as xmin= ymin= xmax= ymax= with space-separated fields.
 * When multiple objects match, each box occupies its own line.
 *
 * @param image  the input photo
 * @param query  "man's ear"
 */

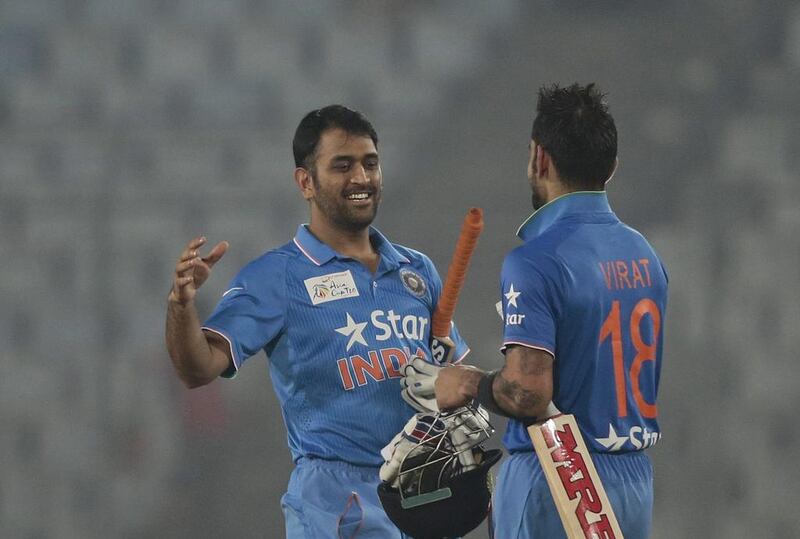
xmin=535 ymin=144 xmax=550 ymax=178
xmin=294 ymin=167 xmax=314 ymax=200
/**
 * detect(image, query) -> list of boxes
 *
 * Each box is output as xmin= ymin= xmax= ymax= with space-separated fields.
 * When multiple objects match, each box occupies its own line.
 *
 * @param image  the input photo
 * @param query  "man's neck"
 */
xmin=542 ymin=178 xmax=572 ymax=205
xmin=307 ymin=219 xmax=379 ymax=272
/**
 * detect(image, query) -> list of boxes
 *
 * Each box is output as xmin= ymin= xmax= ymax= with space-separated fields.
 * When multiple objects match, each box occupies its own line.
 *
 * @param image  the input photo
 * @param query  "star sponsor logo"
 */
xmin=335 ymin=313 xmax=369 ymax=351
xmin=334 ymin=310 xmax=430 ymax=351
xmin=400 ymin=268 xmax=427 ymax=298
xmin=503 ymin=284 xmax=525 ymax=325
xmin=595 ymin=423 xmax=662 ymax=451
xmin=333 ymin=309 xmax=431 ymax=391
xmin=595 ymin=424 xmax=628 ymax=451
xmin=504 ymin=284 xmax=521 ymax=308
xmin=304 ymin=270 xmax=359 ymax=305
xmin=506 ymin=313 xmax=526 ymax=325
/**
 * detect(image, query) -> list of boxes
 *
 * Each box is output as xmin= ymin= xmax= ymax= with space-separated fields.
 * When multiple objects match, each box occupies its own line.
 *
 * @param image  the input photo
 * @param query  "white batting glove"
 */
xmin=379 ymin=412 xmax=447 ymax=486
xmin=400 ymin=356 xmax=443 ymax=413
xmin=445 ymin=406 xmax=492 ymax=471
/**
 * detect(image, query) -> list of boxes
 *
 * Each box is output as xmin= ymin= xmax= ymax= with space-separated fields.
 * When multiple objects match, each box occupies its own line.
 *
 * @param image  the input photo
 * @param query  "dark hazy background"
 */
xmin=2 ymin=1 xmax=798 ymax=537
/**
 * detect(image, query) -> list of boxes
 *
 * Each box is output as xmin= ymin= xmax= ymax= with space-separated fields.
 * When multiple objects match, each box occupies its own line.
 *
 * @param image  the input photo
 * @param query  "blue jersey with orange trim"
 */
xmin=203 ymin=224 xmax=469 ymax=466
xmin=500 ymin=192 xmax=667 ymax=454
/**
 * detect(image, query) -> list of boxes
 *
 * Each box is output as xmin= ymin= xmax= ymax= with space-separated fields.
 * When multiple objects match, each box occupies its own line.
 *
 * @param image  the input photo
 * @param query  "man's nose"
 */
xmin=350 ymin=165 xmax=369 ymax=184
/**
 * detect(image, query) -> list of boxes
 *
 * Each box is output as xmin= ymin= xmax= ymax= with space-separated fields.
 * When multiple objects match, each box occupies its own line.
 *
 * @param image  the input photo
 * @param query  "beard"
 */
xmin=529 ymin=160 xmax=546 ymax=210
xmin=312 ymin=177 xmax=381 ymax=232
xmin=530 ymin=180 xmax=547 ymax=210
xmin=531 ymin=191 xmax=546 ymax=210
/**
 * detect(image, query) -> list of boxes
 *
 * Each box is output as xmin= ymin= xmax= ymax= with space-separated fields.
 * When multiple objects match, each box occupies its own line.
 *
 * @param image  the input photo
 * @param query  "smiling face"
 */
xmin=301 ymin=128 xmax=382 ymax=233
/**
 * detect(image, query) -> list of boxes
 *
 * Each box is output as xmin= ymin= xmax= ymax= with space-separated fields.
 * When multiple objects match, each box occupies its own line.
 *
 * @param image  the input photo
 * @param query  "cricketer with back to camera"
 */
xmin=404 ymin=83 xmax=668 ymax=539
xmin=165 ymin=104 xmax=470 ymax=538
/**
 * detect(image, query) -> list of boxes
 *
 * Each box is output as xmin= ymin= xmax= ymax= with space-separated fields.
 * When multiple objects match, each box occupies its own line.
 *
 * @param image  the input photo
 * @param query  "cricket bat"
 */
xmin=528 ymin=413 xmax=624 ymax=538
xmin=430 ymin=207 xmax=484 ymax=364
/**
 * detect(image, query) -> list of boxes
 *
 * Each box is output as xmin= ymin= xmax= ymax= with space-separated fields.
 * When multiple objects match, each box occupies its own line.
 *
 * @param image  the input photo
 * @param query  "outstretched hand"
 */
xmin=169 ymin=236 xmax=229 ymax=306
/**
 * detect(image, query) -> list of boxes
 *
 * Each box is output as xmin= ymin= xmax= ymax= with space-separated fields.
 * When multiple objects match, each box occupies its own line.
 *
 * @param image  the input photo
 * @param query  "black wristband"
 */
xmin=475 ymin=370 xmax=539 ymax=425
xmin=476 ymin=370 xmax=509 ymax=418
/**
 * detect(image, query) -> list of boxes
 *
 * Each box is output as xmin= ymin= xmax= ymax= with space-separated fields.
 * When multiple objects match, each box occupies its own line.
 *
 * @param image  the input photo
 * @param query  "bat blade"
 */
xmin=528 ymin=414 xmax=625 ymax=539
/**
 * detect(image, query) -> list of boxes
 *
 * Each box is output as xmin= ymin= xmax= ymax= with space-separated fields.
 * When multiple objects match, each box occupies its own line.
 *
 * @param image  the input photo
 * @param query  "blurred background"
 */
xmin=2 ymin=1 xmax=799 ymax=537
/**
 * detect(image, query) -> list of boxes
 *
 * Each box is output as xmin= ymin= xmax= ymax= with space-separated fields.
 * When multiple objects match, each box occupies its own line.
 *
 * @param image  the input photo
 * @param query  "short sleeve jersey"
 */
xmin=203 ymin=225 xmax=469 ymax=466
xmin=500 ymin=192 xmax=667 ymax=454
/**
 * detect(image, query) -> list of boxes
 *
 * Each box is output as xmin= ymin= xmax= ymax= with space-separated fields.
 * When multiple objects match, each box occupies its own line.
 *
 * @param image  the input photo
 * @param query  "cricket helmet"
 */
xmin=377 ymin=405 xmax=501 ymax=539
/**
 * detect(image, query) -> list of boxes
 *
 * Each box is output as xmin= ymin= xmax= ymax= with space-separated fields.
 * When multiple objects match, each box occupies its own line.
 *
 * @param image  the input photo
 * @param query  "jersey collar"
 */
xmin=516 ymin=191 xmax=613 ymax=241
xmin=293 ymin=224 xmax=410 ymax=268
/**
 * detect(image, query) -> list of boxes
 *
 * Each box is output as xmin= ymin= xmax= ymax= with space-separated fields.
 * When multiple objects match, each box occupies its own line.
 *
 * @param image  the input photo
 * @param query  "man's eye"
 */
xmin=365 ymin=160 xmax=379 ymax=169
xmin=334 ymin=163 xmax=350 ymax=171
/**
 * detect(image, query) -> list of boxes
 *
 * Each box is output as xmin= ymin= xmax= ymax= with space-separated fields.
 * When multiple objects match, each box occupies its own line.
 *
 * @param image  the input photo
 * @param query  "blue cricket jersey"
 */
xmin=203 ymin=225 xmax=469 ymax=466
xmin=500 ymin=192 xmax=667 ymax=454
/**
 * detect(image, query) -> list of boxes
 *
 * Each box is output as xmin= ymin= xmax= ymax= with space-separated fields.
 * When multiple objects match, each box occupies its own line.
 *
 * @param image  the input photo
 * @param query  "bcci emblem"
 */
xmin=400 ymin=269 xmax=427 ymax=298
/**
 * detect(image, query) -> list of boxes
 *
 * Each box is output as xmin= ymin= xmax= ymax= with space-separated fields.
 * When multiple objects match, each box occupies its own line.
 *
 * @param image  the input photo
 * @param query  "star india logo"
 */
xmin=334 ymin=310 xmax=430 ymax=351
xmin=504 ymin=283 xmax=525 ymax=326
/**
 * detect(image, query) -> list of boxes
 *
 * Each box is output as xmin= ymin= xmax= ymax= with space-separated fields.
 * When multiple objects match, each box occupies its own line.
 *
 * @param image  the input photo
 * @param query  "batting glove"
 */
xmin=379 ymin=412 xmax=447 ymax=486
xmin=400 ymin=356 xmax=442 ymax=413
xmin=443 ymin=405 xmax=493 ymax=470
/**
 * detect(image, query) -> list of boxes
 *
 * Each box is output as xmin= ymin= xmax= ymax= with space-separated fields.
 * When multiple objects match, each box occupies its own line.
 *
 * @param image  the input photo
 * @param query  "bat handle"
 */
xmin=430 ymin=335 xmax=456 ymax=365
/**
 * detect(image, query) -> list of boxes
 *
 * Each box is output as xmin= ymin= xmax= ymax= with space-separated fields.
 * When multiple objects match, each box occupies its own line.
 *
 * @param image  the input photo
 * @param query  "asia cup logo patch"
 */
xmin=304 ymin=270 xmax=360 ymax=305
xmin=312 ymin=284 xmax=329 ymax=300
xmin=400 ymin=269 xmax=427 ymax=298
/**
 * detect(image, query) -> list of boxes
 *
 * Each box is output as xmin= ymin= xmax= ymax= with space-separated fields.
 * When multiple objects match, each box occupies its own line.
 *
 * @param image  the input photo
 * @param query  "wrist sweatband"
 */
xmin=476 ymin=370 xmax=508 ymax=417
xmin=475 ymin=369 xmax=539 ymax=425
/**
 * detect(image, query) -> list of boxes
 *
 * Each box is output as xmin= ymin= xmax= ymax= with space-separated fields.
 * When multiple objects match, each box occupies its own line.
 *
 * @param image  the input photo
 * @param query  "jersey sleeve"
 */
xmin=421 ymin=254 xmax=470 ymax=363
xmin=500 ymin=249 xmax=559 ymax=357
xmin=202 ymin=254 xmax=287 ymax=378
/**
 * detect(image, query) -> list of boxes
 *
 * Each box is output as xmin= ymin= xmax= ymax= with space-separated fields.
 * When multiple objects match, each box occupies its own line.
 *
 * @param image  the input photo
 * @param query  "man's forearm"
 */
xmin=165 ymin=299 xmax=222 ymax=388
xmin=472 ymin=368 xmax=550 ymax=421
xmin=434 ymin=351 xmax=553 ymax=420
xmin=491 ymin=368 xmax=549 ymax=419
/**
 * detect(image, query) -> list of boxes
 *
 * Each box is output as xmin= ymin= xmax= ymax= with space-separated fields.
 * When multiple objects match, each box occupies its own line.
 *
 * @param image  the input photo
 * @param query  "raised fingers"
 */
xmin=174 ymin=256 xmax=199 ymax=276
xmin=169 ymin=271 xmax=195 ymax=304
xmin=174 ymin=275 xmax=194 ymax=288
xmin=202 ymin=241 xmax=229 ymax=266
xmin=179 ymin=236 xmax=207 ymax=262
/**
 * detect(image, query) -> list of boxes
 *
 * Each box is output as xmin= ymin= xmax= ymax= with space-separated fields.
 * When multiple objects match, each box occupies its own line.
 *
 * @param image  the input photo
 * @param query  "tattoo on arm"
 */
xmin=518 ymin=357 xmax=550 ymax=376
xmin=495 ymin=368 xmax=545 ymax=415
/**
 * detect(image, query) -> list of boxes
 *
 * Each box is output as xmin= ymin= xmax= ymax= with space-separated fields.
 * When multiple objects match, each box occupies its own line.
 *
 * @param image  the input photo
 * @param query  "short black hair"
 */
xmin=292 ymin=105 xmax=379 ymax=169
xmin=532 ymin=83 xmax=617 ymax=190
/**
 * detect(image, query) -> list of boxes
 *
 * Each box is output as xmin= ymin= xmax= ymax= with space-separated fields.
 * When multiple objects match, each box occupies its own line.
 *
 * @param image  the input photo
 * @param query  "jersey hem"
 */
xmin=453 ymin=346 xmax=470 ymax=364
xmin=500 ymin=340 xmax=555 ymax=357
